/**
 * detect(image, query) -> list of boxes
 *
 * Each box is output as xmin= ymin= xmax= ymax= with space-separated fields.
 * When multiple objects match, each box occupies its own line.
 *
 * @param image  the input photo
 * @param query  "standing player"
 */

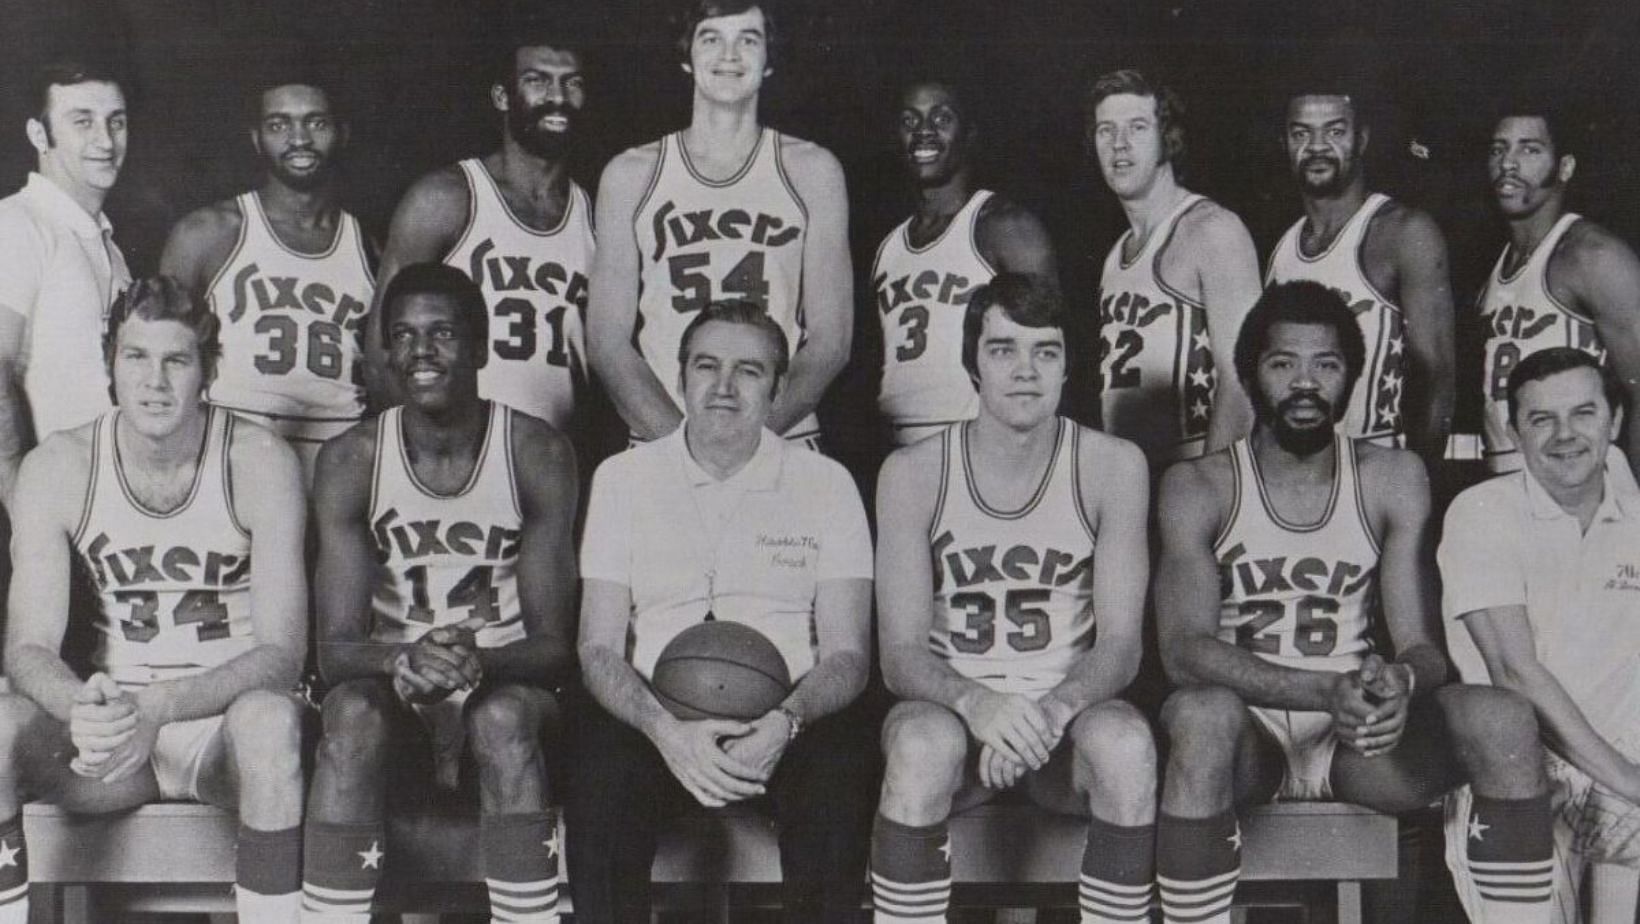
xmin=161 ymin=77 xmax=374 ymax=481
xmin=1266 ymin=83 xmax=1455 ymax=467
xmin=1153 ymin=280 xmax=1555 ymax=924
xmin=0 ymin=276 xmax=307 ymax=923
xmin=371 ymin=25 xmax=594 ymax=431
xmin=870 ymin=274 xmax=1156 ymax=924
xmin=872 ymin=76 xmax=1059 ymax=446
xmin=1442 ymin=348 xmax=1640 ymax=923
xmin=1477 ymin=106 xmax=1640 ymax=479
xmin=589 ymin=0 xmax=851 ymax=446
xmin=299 ymin=264 xmax=578 ymax=923
xmin=1087 ymin=69 xmax=1258 ymax=467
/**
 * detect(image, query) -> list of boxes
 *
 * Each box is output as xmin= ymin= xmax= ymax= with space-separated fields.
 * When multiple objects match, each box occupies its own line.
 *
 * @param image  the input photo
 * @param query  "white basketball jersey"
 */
xmin=929 ymin=419 xmax=1097 ymax=696
xmin=632 ymin=129 xmax=816 ymax=441
xmin=1479 ymin=213 xmax=1602 ymax=473
xmin=206 ymin=192 xmax=372 ymax=444
xmin=445 ymin=159 xmax=594 ymax=430
xmin=368 ymin=402 xmax=525 ymax=649
xmin=872 ymin=190 xmax=994 ymax=443
xmin=1097 ymin=193 xmax=1217 ymax=464
xmin=1214 ymin=435 xmax=1379 ymax=673
xmin=1266 ymin=194 xmax=1407 ymax=444
xmin=74 ymin=407 xmax=255 ymax=687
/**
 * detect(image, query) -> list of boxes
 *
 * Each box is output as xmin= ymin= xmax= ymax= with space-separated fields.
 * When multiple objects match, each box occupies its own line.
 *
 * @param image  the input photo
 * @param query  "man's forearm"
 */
xmin=782 ymin=651 xmax=866 ymax=724
xmin=1394 ymin=643 xmax=1448 ymax=698
xmin=478 ymin=635 xmax=577 ymax=689
xmin=141 ymin=644 xmax=302 ymax=725
xmin=594 ymin=346 xmax=683 ymax=441
xmin=768 ymin=349 xmax=843 ymax=435
xmin=1044 ymin=642 xmax=1140 ymax=716
xmin=0 ymin=373 xmax=31 ymax=512
xmin=8 ymin=644 xmax=91 ymax=723
xmin=1407 ymin=363 xmax=1454 ymax=466
xmin=318 ymin=638 xmax=405 ymax=686
xmin=581 ymin=644 xmax=671 ymax=740
xmin=1167 ymin=636 xmax=1336 ymax=711
xmin=883 ymin=644 xmax=992 ymax=721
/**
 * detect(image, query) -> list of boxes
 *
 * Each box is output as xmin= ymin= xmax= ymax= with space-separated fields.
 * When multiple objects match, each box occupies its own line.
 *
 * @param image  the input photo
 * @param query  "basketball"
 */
xmin=651 ymin=620 xmax=793 ymax=720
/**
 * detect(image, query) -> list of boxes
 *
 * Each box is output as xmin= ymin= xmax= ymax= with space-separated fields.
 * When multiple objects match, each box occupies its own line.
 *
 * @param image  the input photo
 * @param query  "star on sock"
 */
xmin=359 ymin=839 xmax=384 ymax=869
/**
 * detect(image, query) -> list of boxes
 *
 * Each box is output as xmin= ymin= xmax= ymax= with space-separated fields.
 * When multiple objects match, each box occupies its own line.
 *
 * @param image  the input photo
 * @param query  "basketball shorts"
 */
xmin=151 ymin=714 xmax=224 ymax=801
xmin=1249 ymin=707 xmax=1337 ymax=801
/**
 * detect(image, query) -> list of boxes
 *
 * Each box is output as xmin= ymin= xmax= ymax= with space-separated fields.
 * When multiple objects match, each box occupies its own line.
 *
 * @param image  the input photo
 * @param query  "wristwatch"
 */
xmin=775 ymin=705 xmax=803 ymax=743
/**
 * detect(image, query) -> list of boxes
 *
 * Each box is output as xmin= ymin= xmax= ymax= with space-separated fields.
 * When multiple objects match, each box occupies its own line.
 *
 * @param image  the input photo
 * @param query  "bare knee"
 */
xmin=1438 ymin=685 xmax=1546 ymax=790
xmin=0 ymin=695 xmax=42 ymax=760
xmin=1071 ymin=701 xmax=1157 ymax=794
xmin=1161 ymin=685 xmax=1248 ymax=754
xmin=466 ymin=686 xmax=544 ymax=772
xmin=224 ymin=690 xmax=303 ymax=776
xmin=317 ymin=680 xmax=394 ymax=768
xmin=880 ymin=702 xmax=969 ymax=817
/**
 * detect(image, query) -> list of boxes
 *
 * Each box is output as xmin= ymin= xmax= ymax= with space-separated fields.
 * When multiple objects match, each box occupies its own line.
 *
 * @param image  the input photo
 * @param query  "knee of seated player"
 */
xmin=879 ymin=702 xmax=968 ymax=814
xmin=1160 ymin=685 xmax=1248 ymax=754
xmin=316 ymin=680 xmax=396 ymax=767
xmin=224 ymin=690 xmax=304 ymax=777
xmin=465 ymin=685 xmax=545 ymax=771
xmin=1436 ymin=684 xmax=1546 ymax=787
xmin=0 ymin=695 xmax=46 ymax=802
xmin=1069 ymin=701 xmax=1157 ymax=807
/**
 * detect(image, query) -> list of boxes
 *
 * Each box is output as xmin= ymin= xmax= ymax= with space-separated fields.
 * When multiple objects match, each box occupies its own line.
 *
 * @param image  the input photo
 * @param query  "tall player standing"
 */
xmin=0 ymin=277 xmax=308 ymax=923
xmin=872 ymin=76 xmax=1059 ymax=447
xmin=589 ymin=0 xmax=851 ymax=447
xmin=870 ymin=275 xmax=1157 ymax=924
xmin=1087 ymin=69 xmax=1257 ymax=467
xmin=299 ymin=264 xmax=578 ymax=923
xmin=161 ymin=77 xmax=374 ymax=482
xmin=1266 ymin=82 xmax=1455 ymax=468
xmin=371 ymin=25 xmax=594 ymax=431
xmin=1478 ymin=104 xmax=1640 ymax=479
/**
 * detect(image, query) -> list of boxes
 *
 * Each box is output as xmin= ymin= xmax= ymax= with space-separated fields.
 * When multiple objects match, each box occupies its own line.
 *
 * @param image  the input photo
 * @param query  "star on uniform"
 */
xmin=544 ymin=827 xmax=561 ymax=861
xmin=1387 ymin=335 xmax=1404 ymax=355
xmin=938 ymin=836 xmax=952 ymax=863
xmin=1379 ymin=407 xmax=1399 ymax=427
xmin=0 ymin=839 xmax=19 ymax=869
xmin=1189 ymin=368 xmax=1212 ymax=389
xmin=359 ymin=840 xmax=384 ymax=870
xmin=1227 ymin=824 xmax=1243 ymax=853
xmin=1468 ymin=814 xmax=1490 ymax=842
xmin=1381 ymin=371 xmax=1403 ymax=394
xmin=1191 ymin=399 xmax=1210 ymax=420
xmin=1193 ymin=330 xmax=1212 ymax=353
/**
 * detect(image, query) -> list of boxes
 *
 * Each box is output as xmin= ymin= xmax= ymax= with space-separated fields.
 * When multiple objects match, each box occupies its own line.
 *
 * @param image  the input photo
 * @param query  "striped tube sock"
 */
xmin=1079 ymin=815 xmax=1155 ymax=924
xmin=0 ymin=815 xmax=28 ymax=924
xmin=870 ymin=814 xmax=951 ymax=924
xmin=236 ymin=824 xmax=301 ymax=923
xmin=1466 ymin=793 xmax=1554 ymax=924
xmin=1156 ymin=810 xmax=1240 ymax=924
xmin=482 ymin=810 xmax=561 ymax=923
xmin=300 ymin=820 xmax=384 ymax=922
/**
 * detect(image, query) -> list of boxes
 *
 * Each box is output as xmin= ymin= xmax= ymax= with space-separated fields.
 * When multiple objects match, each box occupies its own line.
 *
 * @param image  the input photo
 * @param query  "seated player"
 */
xmin=870 ymin=274 xmax=1156 ymax=924
xmin=1442 ymin=348 xmax=1640 ymax=922
xmin=299 ymin=263 xmax=578 ymax=923
xmin=0 ymin=276 xmax=308 ymax=923
xmin=572 ymin=300 xmax=876 ymax=923
xmin=1154 ymin=280 xmax=1556 ymax=924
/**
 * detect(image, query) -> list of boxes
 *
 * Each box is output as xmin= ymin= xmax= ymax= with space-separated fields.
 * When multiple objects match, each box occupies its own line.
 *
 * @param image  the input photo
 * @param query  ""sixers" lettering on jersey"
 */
xmin=874 ymin=269 xmax=976 ymax=314
xmin=647 ymin=202 xmax=801 ymax=261
xmin=467 ymin=238 xmax=589 ymax=305
xmin=931 ymin=533 xmax=1092 ymax=593
xmin=370 ymin=508 xmax=520 ymax=565
xmin=82 ymin=532 xmax=250 ymax=589
xmin=223 ymin=262 xmax=368 ymax=328
xmin=1217 ymin=543 xmax=1372 ymax=599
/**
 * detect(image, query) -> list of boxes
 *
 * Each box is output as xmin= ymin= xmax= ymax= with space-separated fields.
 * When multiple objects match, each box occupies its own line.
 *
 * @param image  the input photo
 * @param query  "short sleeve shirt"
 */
xmin=580 ymin=425 xmax=873 ymax=681
xmin=0 ymin=173 xmax=130 ymax=436
xmin=1440 ymin=448 xmax=1640 ymax=740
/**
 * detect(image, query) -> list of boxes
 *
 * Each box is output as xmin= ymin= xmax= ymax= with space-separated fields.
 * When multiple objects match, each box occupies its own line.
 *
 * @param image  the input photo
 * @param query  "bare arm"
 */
xmin=974 ymin=195 xmax=1061 ymax=297
xmin=478 ymin=414 xmax=579 ymax=686
xmin=157 ymin=203 xmax=240 ymax=297
xmin=1178 ymin=204 xmax=1257 ymax=453
xmin=768 ymin=143 xmax=852 ymax=435
xmin=1389 ymin=209 xmax=1456 ymax=468
xmin=586 ymin=146 xmax=684 ymax=440
xmin=1557 ymin=225 xmax=1640 ymax=480
xmin=1361 ymin=446 xmax=1447 ymax=694
xmin=313 ymin=423 xmax=403 ymax=683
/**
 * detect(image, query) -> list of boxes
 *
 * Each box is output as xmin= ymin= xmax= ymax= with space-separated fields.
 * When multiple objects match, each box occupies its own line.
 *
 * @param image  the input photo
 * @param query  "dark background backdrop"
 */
xmin=2 ymin=0 xmax=1638 ymax=461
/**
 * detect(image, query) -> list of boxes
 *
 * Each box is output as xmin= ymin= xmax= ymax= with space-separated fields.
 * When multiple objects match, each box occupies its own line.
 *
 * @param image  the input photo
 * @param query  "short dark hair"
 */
xmin=1491 ymin=100 xmax=1580 ymax=161
xmin=1086 ymin=68 xmax=1187 ymax=165
xmin=677 ymin=299 xmax=791 ymax=383
xmin=32 ymin=58 xmax=123 ymax=132
xmin=379 ymin=262 xmax=490 ymax=352
xmin=1506 ymin=347 xmax=1625 ymax=426
xmin=1234 ymin=281 xmax=1366 ymax=400
xmin=961 ymin=273 xmax=1063 ymax=383
xmin=103 ymin=276 xmax=222 ymax=394
xmin=675 ymin=0 xmax=779 ymax=68
xmin=1280 ymin=61 xmax=1376 ymax=132
xmin=247 ymin=73 xmax=340 ymax=128
xmin=494 ymin=18 xmax=588 ymax=85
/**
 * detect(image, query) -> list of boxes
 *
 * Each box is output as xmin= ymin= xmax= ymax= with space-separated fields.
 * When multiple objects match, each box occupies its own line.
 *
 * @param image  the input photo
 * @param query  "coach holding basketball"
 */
xmin=571 ymin=299 xmax=878 ymax=924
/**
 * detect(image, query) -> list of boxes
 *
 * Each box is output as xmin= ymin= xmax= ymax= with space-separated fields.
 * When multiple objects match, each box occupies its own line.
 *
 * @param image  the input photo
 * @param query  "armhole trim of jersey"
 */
xmin=1211 ymin=446 xmax=1242 ymax=552
xmin=1070 ymin=424 xmax=1098 ymax=544
xmin=502 ymin=406 xmax=523 ymax=522
xmin=1151 ymin=195 xmax=1209 ymax=311
xmin=968 ymin=190 xmax=998 ymax=277
xmin=773 ymin=132 xmax=811 ymax=225
xmin=630 ymin=138 xmax=670 ymax=251
xmin=201 ymin=197 xmax=252 ymax=310
xmin=1351 ymin=195 xmax=1402 ymax=316
xmin=441 ymin=162 xmax=482 ymax=266
xmin=222 ymin=411 xmax=251 ymax=540
xmin=1540 ymin=216 xmax=1599 ymax=326
xmin=1349 ymin=440 xmax=1382 ymax=557
xmin=71 ymin=418 xmax=104 ymax=547
xmin=348 ymin=212 xmax=377 ymax=285
xmin=927 ymin=427 xmax=952 ymax=542
xmin=869 ymin=220 xmax=902 ymax=283
xmin=366 ymin=411 xmax=389 ymax=522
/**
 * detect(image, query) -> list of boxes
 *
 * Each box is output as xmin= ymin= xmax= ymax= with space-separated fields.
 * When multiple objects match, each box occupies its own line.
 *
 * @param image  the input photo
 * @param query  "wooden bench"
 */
xmin=23 ymin=800 xmax=1395 ymax=922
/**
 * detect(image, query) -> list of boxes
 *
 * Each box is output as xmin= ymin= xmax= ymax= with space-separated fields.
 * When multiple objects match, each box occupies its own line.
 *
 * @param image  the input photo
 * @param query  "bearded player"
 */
xmin=1266 ymin=81 xmax=1455 ymax=469
xmin=161 ymin=77 xmax=374 ymax=483
xmin=1477 ymin=103 xmax=1640 ymax=480
xmin=300 ymin=264 xmax=578 ymax=923
xmin=589 ymin=0 xmax=850 ymax=447
xmin=870 ymin=274 xmax=1156 ymax=924
xmin=370 ymin=24 xmax=594 ymax=431
xmin=0 ymin=276 xmax=308 ymax=923
xmin=872 ymin=75 xmax=1059 ymax=447
xmin=1153 ymin=280 xmax=1555 ymax=924
xmin=1087 ymin=69 xmax=1257 ymax=468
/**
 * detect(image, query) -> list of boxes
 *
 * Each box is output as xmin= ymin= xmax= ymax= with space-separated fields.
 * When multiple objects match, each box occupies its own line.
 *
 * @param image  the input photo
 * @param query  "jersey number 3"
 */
xmin=948 ymin=588 xmax=1053 ymax=655
xmin=114 ymin=590 xmax=230 ymax=643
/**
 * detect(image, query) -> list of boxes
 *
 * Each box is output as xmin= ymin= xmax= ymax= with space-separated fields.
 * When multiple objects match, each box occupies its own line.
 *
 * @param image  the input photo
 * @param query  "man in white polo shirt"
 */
xmin=1441 ymin=347 xmax=1640 ymax=922
xmin=0 ymin=59 xmax=133 ymax=507
xmin=572 ymin=299 xmax=877 ymax=924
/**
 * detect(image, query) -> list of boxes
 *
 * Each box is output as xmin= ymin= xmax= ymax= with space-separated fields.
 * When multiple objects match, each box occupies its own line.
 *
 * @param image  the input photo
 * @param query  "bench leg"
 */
xmin=57 ymin=885 xmax=89 ymax=924
xmin=1336 ymin=880 xmax=1362 ymax=924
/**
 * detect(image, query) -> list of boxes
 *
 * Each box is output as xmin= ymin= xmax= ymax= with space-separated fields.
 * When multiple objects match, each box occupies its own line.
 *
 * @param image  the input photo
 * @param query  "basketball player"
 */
xmin=0 ymin=276 xmax=307 ymax=923
xmin=870 ymin=274 xmax=1156 ymax=924
xmin=588 ymin=0 xmax=851 ymax=446
xmin=872 ymin=76 xmax=1059 ymax=446
xmin=1442 ymin=348 xmax=1640 ymax=922
xmin=370 ymin=24 xmax=594 ymax=430
xmin=161 ymin=77 xmax=374 ymax=482
xmin=573 ymin=300 xmax=876 ymax=923
xmin=1266 ymin=83 xmax=1455 ymax=467
xmin=299 ymin=264 xmax=578 ymax=923
xmin=1153 ymin=280 xmax=1555 ymax=924
xmin=1088 ymin=69 xmax=1258 ymax=467
xmin=1477 ymin=105 xmax=1640 ymax=479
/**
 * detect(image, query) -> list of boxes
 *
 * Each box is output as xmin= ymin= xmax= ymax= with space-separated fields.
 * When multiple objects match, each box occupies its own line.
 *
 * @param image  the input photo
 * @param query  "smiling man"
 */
xmin=161 ymin=77 xmax=375 ymax=483
xmin=0 ymin=59 xmax=134 ymax=505
xmin=589 ymin=0 xmax=851 ymax=448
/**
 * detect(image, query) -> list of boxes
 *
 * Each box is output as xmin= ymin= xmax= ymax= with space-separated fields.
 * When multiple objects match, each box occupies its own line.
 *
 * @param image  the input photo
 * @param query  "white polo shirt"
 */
xmin=0 ymin=173 xmax=130 ymax=437
xmin=1440 ymin=450 xmax=1640 ymax=741
xmin=581 ymin=425 xmax=873 ymax=682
